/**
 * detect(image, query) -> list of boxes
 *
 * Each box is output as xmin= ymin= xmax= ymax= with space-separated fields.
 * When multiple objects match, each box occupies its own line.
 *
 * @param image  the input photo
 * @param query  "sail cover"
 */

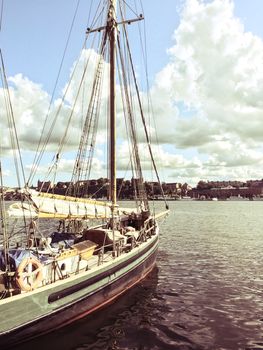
xmin=8 ymin=189 xmax=112 ymax=219
xmin=7 ymin=189 xmax=136 ymax=219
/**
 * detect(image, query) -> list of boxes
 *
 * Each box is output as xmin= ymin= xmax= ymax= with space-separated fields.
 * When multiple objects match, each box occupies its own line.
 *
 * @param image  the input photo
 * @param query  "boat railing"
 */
xmin=137 ymin=210 xmax=169 ymax=242
xmin=52 ymin=214 xmax=163 ymax=273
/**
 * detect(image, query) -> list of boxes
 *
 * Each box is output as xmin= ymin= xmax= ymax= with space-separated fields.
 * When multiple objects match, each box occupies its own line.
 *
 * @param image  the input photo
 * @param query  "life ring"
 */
xmin=16 ymin=257 xmax=43 ymax=292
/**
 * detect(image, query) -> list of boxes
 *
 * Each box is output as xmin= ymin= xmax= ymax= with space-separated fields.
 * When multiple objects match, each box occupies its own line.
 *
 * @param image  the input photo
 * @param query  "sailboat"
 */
xmin=0 ymin=0 xmax=169 ymax=347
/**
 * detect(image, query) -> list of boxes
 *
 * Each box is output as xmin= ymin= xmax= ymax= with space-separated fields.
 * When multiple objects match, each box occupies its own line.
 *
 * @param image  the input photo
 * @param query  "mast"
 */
xmin=108 ymin=0 xmax=117 ymax=208
xmin=86 ymin=0 xmax=148 ymax=214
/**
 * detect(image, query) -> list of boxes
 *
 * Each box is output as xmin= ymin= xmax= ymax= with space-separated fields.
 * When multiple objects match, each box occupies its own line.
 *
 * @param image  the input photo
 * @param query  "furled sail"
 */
xmin=8 ymin=189 xmax=112 ymax=219
xmin=7 ymin=189 xmax=136 ymax=219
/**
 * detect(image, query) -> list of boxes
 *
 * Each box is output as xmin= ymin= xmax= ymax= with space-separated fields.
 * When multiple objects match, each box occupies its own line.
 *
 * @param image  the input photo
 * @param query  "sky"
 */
xmin=1 ymin=0 xmax=263 ymax=188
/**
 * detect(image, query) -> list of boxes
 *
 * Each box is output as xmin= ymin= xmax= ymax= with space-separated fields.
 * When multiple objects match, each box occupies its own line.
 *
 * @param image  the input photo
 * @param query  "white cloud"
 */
xmin=147 ymin=0 xmax=263 ymax=184
xmin=3 ymin=0 xmax=263 ymax=187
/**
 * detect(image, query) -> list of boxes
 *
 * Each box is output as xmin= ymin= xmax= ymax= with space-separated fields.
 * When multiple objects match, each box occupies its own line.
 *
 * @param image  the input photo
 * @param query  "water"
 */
xmin=10 ymin=201 xmax=263 ymax=349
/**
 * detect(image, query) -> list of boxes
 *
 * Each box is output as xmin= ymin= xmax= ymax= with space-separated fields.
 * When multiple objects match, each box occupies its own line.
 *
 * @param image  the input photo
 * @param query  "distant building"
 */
xmin=190 ymin=179 xmax=263 ymax=199
xmin=37 ymin=180 xmax=53 ymax=192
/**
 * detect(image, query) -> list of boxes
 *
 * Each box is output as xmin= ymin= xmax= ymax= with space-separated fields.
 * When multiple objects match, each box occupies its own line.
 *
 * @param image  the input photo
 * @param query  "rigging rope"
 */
xmin=116 ymin=52 xmax=138 ymax=205
xmin=119 ymin=9 xmax=169 ymax=210
xmin=69 ymin=33 xmax=107 ymax=197
xmin=28 ymin=0 xmax=106 ymax=188
xmin=0 ymin=159 xmax=10 ymax=271
xmin=121 ymin=0 xmax=140 ymax=17
xmin=0 ymin=49 xmax=33 ymax=250
xmin=0 ymin=50 xmax=27 ymax=189
xmin=27 ymin=0 xmax=81 ymax=186
xmin=26 ymin=0 xmax=168 ymax=212
xmin=117 ymin=34 xmax=148 ymax=211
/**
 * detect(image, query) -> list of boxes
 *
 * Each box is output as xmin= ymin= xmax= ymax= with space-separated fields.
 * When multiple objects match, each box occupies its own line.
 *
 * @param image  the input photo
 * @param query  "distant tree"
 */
xmin=197 ymin=181 xmax=209 ymax=190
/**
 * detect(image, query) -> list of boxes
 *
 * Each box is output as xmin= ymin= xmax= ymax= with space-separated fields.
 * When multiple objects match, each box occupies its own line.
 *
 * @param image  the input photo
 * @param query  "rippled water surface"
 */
xmin=12 ymin=201 xmax=263 ymax=350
